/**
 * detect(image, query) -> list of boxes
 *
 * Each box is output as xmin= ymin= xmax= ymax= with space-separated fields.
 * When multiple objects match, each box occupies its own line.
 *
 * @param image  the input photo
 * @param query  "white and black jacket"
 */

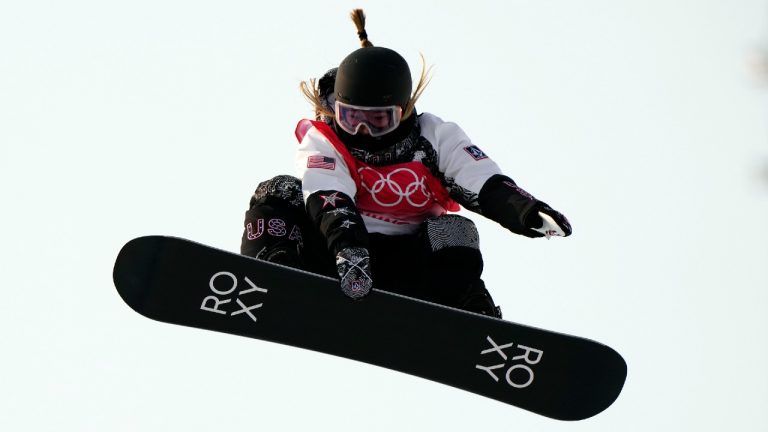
xmin=294 ymin=113 xmax=546 ymax=257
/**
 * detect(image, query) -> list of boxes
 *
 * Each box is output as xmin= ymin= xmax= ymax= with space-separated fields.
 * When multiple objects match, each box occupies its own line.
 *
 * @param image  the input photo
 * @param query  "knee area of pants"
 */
xmin=423 ymin=214 xmax=480 ymax=252
xmin=429 ymin=246 xmax=483 ymax=280
xmin=250 ymin=175 xmax=303 ymax=209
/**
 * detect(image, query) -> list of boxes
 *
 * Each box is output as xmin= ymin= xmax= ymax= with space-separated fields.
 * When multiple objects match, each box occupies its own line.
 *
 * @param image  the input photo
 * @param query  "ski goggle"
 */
xmin=335 ymin=101 xmax=403 ymax=137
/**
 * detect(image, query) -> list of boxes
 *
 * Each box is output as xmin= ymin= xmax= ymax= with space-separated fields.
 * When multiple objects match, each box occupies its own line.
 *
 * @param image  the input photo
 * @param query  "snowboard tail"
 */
xmin=113 ymin=235 xmax=626 ymax=420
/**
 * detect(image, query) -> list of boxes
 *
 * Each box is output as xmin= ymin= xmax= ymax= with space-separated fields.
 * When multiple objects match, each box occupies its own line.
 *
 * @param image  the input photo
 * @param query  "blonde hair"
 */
xmin=299 ymin=78 xmax=334 ymax=121
xmin=299 ymin=8 xmax=432 ymax=121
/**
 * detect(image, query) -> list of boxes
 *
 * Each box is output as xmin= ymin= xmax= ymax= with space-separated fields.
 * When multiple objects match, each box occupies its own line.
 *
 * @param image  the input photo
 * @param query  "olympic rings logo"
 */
xmin=358 ymin=166 xmax=433 ymax=208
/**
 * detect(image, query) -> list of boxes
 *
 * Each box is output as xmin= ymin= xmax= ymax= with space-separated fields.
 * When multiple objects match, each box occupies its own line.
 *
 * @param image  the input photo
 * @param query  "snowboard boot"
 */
xmin=456 ymin=279 xmax=502 ymax=318
xmin=252 ymin=244 xmax=303 ymax=269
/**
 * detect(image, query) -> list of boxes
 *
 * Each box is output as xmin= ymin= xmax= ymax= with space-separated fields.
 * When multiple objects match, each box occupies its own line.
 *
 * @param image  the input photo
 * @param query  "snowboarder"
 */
xmin=241 ymin=9 xmax=572 ymax=318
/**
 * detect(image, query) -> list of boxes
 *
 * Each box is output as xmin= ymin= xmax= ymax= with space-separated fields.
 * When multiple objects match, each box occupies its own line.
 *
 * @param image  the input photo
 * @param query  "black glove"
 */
xmin=478 ymin=175 xmax=573 ymax=239
xmin=335 ymin=247 xmax=373 ymax=299
xmin=525 ymin=204 xmax=572 ymax=238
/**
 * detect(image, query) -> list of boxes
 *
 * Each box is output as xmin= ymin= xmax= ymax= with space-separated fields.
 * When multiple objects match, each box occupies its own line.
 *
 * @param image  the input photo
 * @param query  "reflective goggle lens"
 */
xmin=335 ymin=101 xmax=402 ymax=137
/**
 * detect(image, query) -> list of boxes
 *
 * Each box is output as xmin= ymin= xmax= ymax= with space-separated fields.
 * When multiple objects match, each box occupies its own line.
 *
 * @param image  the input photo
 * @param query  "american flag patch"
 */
xmin=307 ymin=155 xmax=336 ymax=170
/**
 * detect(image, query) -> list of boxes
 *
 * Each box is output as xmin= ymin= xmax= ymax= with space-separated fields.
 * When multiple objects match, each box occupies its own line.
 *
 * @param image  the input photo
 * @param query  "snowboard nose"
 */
xmin=113 ymin=235 xmax=164 ymax=317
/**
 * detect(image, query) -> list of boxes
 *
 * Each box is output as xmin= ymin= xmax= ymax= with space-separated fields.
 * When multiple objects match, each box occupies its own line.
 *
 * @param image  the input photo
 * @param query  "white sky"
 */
xmin=1 ymin=1 xmax=767 ymax=431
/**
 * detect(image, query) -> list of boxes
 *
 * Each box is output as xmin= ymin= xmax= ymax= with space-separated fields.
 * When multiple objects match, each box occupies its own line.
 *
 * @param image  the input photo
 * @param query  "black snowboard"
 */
xmin=113 ymin=235 xmax=626 ymax=420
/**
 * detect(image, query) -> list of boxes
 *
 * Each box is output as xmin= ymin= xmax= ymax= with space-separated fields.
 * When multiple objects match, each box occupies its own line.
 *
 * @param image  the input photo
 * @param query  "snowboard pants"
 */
xmin=240 ymin=175 xmax=501 ymax=318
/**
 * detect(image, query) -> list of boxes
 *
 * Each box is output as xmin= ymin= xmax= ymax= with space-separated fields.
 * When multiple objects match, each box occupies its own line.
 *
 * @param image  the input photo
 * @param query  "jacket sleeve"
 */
xmin=296 ymin=126 xmax=369 ymax=256
xmin=419 ymin=113 xmax=503 ymax=210
xmin=424 ymin=114 xmax=504 ymax=202
xmin=420 ymin=114 xmax=548 ymax=236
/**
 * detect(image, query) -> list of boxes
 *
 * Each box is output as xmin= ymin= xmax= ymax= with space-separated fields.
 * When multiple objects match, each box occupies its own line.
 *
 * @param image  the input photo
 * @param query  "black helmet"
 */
xmin=335 ymin=47 xmax=412 ymax=109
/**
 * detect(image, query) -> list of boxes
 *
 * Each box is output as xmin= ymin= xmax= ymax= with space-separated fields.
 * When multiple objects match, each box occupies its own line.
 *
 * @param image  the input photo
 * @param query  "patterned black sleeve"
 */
xmin=477 ymin=174 xmax=546 ymax=236
xmin=306 ymin=190 xmax=370 ymax=257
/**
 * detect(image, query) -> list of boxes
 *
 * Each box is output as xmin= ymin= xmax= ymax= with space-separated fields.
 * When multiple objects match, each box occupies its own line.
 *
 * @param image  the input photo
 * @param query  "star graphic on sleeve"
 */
xmin=327 ymin=208 xmax=354 ymax=217
xmin=320 ymin=192 xmax=345 ymax=209
xmin=340 ymin=220 xmax=356 ymax=229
